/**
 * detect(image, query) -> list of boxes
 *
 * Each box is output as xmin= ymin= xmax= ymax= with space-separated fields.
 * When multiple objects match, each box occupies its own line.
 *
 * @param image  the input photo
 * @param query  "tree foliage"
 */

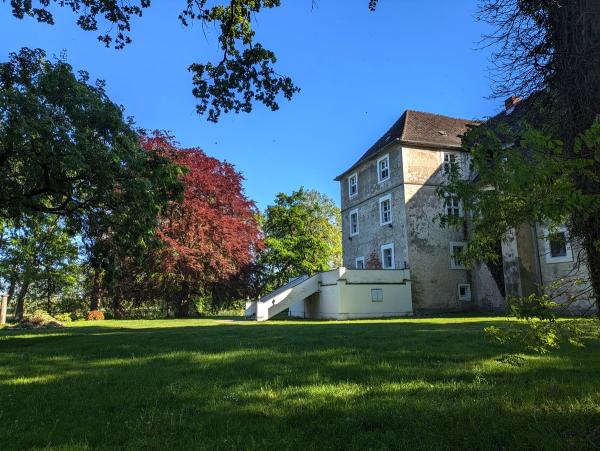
xmin=5 ymin=1 xmax=308 ymax=122
xmin=260 ymin=188 xmax=342 ymax=290
xmin=137 ymin=133 xmax=263 ymax=316
xmin=0 ymin=47 xmax=182 ymax=235
xmin=0 ymin=215 xmax=80 ymax=319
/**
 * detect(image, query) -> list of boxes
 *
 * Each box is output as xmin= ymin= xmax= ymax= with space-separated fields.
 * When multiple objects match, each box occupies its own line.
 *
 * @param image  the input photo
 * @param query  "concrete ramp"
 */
xmin=246 ymin=268 xmax=413 ymax=321
xmin=249 ymin=275 xmax=320 ymax=321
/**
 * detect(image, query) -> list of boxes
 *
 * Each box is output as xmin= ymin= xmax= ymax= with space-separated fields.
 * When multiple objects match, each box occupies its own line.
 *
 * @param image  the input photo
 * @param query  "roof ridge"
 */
xmin=334 ymin=108 xmax=479 ymax=181
xmin=404 ymin=109 xmax=479 ymax=124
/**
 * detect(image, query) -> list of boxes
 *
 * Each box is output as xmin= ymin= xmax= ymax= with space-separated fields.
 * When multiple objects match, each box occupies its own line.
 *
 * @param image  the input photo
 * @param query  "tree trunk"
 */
xmin=176 ymin=299 xmax=190 ymax=318
xmin=582 ymin=226 xmax=600 ymax=319
xmin=89 ymin=268 xmax=101 ymax=311
xmin=555 ymin=0 xmax=600 ymax=316
xmin=175 ymin=283 xmax=191 ymax=317
xmin=14 ymin=278 xmax=30 ymax=321
xmin=46 ymin=277 xmax=52 ymax=313
xmin=6 ymin=272 xmax=17 ymax=305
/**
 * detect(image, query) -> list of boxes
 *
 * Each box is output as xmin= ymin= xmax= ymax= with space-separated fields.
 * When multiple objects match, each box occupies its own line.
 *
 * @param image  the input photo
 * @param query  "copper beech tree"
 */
xmin=140 ymin=133 xmax=263 ymax=316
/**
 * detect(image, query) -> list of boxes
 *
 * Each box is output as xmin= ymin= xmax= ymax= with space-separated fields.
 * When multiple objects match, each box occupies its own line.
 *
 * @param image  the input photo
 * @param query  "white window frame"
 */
xmin=348 ymin=173 xmax=358 ymax=198
xmin=377 ymin=154 xmax=390 ymax=183
xmin=379 ymin=194 xmax=392 ymax=226
xmin=444 ymin=195 xmax=462 ymax=218
xmin=457 ymin=283 xmax=472 ymax=302
xmin=543 ymin=226 xmax=573 ymax=264
xmin=349 ymin=209 xmax=359 ymax=237
xmin=442 ymin=152 xmax=459 ymax=175
xmin=380 ymin=243 xmax=395 ymax=269
xmin=355 ymin=256 xmax=365 ymax=269
xmin=449 ymin=241 xmax=467 ymax=270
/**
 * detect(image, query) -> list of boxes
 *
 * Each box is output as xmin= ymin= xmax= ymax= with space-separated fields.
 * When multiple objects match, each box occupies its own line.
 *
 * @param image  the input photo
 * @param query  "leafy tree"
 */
xmin=137 ymin=132 xmax=263 ymax=317
xmin=260 ymin=188 xmax=342 ymax=290
xmin=0 ymin=48 xmax=183 ymax=312
xmin=0 ymin=215 xmax=79 ymax=320
xmin=0 ymin=47 xmax=181 ymax=222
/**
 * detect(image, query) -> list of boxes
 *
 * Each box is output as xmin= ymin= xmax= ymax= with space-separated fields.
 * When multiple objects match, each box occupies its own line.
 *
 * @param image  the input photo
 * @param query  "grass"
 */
xmin=1 ymin=317 xmax=599 ymax=450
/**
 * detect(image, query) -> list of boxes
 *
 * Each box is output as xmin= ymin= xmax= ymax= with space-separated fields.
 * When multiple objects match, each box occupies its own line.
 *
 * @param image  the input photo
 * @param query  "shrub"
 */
xmin=11 ymin=310 xmax=65 ymax=329
xmin=28 ymin=310 xmax=55 ymax=326
xmin=54 ymin=313 xmax=73 ymax=323
xmin=87 ymin=310 xmax=105 ymax=321
xmin=70 ymin=311 xmax=86 ymax=321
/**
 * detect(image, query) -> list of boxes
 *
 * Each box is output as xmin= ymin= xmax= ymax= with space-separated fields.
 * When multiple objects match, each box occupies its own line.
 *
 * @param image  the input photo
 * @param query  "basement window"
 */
xmin=377 ymin=154 xmax=390 ymax=183
xmin=371 ymin=288 xmax=383 ymax=302
xmin=349 ymin=209 xmax=359 ymax=237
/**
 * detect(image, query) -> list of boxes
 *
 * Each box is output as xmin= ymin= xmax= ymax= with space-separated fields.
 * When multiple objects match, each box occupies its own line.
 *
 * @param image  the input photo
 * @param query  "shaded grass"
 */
xmin=0 ymin=317 xmax=599 ymax=450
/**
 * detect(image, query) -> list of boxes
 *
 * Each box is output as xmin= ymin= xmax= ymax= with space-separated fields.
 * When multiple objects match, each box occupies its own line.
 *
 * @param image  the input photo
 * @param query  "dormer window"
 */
xmin=377 ymin=154 xmax=390 ymax=183
xmin=348 ymin=173 xmax=358 ymax=198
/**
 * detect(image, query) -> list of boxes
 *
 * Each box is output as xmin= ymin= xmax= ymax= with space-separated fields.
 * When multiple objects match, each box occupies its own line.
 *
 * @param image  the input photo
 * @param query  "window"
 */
xmin=371 ymin=288 xmax=383 ymax=302
xmin=449 ymin=241 xmax=467 ymax=269
xmin=458 ymin=283 xmax=472 ymax=302
xmin=377 ymin=154 xmax=390 ymax=183
xmin=379 ymin=194 xmax=392 ymax=225
xmin=444 ymin=196 xmax=462 ymax=217
xmin=443 ymin=152 xmax=458 ymax=174
xmin=348 ymin=173 xmax=358 ymax=198
xmin=544 ymin=226 xmax=573 ymax=263
xmin=349 ymin=209 xmax=359 ymax=237
xmin=381 ymin=243 xmax=395 ymax=269
xmin=355 ymin=257 xmax=365 ymax=269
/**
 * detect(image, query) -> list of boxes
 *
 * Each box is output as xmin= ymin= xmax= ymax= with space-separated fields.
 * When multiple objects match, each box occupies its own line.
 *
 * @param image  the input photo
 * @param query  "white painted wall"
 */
xmin=288 ymin=268 xmax=413 ymax=320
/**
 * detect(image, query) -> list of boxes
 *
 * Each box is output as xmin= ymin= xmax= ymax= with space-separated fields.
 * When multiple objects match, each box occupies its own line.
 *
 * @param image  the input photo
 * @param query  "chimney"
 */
xmin=504 ymin=96 xmax=522 ymax=112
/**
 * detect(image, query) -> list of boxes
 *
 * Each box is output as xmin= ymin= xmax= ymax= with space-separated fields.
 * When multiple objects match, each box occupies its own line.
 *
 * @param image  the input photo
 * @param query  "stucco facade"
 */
xmin=340 ymin=143 xmax=410 ymax=272
xmin=336 ymin=108 xmax=594 ymax=315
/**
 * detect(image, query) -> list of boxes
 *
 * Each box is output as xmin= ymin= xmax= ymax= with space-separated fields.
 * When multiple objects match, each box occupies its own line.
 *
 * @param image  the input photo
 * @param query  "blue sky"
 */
xmin=1 ymin=1 xmax=501 ymax=210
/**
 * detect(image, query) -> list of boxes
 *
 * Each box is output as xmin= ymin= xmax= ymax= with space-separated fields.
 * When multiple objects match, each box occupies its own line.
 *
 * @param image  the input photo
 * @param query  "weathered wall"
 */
xmin=472 ymin=263 xmax=505 ymax=310
xmin=340 ymin=143 xmax=409 ymax=270
xmin=534 ymin=226 xmax=595 ymax=312
xmin=402 ymin=146 xmax=473 ymax=311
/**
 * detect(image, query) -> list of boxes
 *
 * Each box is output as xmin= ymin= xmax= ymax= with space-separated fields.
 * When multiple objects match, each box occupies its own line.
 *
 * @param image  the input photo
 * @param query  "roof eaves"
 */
xmin=333 ymin=137 xmax=401 ymax=181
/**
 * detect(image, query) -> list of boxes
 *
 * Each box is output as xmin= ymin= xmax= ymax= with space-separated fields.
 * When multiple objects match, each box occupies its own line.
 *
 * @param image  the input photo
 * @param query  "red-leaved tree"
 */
xmin=141 ymin=132 xmax=263 ymax=316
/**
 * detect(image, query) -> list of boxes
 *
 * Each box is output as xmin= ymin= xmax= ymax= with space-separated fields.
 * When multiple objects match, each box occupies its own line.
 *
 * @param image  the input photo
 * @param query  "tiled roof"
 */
xmin=335 ymin=110 xmax=479 ymax=180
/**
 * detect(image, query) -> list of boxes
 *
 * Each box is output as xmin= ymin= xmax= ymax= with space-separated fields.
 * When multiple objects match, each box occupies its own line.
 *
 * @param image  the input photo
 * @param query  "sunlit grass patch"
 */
xmin=0 ymin=317 xmax=598 ymax=450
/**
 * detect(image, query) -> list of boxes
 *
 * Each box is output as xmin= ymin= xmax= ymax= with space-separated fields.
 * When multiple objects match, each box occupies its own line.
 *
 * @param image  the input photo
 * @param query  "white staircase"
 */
xmin=246 ymin=274 xmax=320 ymax=321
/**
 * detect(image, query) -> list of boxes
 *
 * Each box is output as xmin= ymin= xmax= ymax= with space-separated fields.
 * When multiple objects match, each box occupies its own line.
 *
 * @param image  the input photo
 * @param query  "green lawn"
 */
xmin=1 ymin=317 xmax=599 ymax=450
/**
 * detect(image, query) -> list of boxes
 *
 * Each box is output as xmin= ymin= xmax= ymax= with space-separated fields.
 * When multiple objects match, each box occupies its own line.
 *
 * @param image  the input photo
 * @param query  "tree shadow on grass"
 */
xmin=0 ymin=320 xmax=599 ymax=450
